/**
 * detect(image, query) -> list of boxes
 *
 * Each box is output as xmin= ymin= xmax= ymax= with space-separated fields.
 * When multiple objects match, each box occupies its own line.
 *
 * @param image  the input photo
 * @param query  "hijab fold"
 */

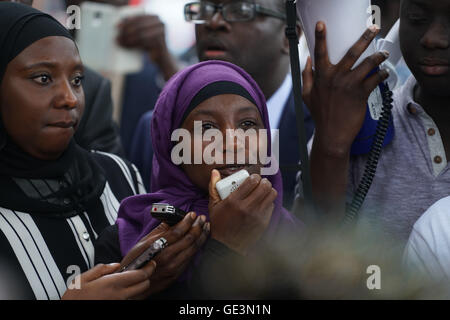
xmin=117 ymin=60 xmax=299 ymax=256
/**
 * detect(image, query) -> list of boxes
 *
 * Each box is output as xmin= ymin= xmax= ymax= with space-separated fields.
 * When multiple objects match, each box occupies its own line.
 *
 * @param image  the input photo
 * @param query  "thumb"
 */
xmin=83 ymin=263 xmax=121 ymax=282
xmin=208 ymin=169 xmax=222 ymax=206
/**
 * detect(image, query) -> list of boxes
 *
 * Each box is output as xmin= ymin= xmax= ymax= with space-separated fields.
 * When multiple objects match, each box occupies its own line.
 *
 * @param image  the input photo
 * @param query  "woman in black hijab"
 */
xmin=0 ymin=2 xmax=157 ymax=299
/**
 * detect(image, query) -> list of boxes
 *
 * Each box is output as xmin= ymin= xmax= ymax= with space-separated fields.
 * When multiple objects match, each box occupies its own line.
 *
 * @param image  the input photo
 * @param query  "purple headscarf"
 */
xmin=117 ymin=60 xmax=299 ymax=256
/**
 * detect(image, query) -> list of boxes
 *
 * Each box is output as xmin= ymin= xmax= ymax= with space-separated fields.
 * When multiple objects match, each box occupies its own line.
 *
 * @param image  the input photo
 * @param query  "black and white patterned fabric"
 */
xmin=0 ymin=151 xmax=146 ymax=300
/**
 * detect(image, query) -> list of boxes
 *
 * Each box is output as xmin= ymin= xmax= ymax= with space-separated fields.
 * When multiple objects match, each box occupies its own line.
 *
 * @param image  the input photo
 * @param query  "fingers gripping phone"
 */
xmin=215 ymin=170 xmax=250 ymax=200
xmin=120 ymin=237 xmax=168 ymax=272
xmin=151 ymin=203 xmax=187 ymax=226
xmin=76 ymin=2 xmax=145 ymax=74
xmin=120 ymin=203 xmax=186 ymax=272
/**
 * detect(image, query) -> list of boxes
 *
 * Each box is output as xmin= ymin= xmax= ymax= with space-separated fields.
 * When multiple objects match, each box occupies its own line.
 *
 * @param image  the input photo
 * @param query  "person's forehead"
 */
xmin=67 ymin=0 xmax=128 ymax=6
xmin=0 ymin=0 xmax=33 ymax=4
xmin=12 ymin=37 xmax=81 ymax=68
xmin=190 ymin=94 xmax=259 ymax=116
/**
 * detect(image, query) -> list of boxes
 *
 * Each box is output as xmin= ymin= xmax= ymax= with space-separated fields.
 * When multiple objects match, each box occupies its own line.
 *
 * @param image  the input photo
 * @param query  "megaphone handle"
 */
xmin=285 ymin=0 xmax=316 ymax=221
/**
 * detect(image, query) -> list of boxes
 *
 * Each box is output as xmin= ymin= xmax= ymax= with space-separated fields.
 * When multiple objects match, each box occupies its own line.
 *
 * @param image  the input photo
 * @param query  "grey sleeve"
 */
xmin=75 ymin=68 xmax=124 ymax=156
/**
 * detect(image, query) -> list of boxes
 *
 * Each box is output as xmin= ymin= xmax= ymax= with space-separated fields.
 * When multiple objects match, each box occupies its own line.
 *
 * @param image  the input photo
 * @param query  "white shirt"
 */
xmin=404 ymin=196 xmax=450 ymax=283
xmin=266 ymin=72 xmax=293 ymax=131
xmin=266 ymin=73 xmax=292 ymax=152
xmin=266 ymin=34 xmax=307 ymax=149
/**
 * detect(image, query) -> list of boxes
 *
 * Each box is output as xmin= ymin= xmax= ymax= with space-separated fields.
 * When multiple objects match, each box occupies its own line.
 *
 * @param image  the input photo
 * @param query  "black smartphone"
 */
xmin=150 ymin=203 xmax=187 ymax=226
xmin=120 ymin=237 xmax=168 ymax=272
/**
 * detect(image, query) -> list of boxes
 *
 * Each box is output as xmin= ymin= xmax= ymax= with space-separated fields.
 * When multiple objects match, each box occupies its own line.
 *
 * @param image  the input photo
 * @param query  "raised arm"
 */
xmin=302 ymin=22 xmax=389 ymax=221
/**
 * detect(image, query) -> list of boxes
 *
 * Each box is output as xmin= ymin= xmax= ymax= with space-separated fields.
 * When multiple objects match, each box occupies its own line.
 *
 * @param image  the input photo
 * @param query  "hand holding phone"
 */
xmin=76 ymin=2 xmax=145 ymax=73
xmin=150 ymin=203 xmax=187 ymax=226
xmin=215 ymin=169 xmax=250 ymax=200
xmin=208 ymin=169 xmax=277 ymax=255
xmin=120 ymin=237 xmax=167 ymax=272
xmin=119 ymin=212 xmax=210 ymax=295
xmin=62 ymin=262 xmax=156 ymax=300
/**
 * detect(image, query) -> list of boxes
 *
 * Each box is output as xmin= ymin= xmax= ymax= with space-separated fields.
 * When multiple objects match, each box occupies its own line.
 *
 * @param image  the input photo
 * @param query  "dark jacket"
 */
xmin=75 ymin=67 xmax=124 ymax=156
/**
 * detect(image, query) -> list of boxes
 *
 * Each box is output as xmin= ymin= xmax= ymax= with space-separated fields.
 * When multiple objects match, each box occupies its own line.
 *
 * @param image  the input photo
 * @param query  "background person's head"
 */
xmin=66 ymin=0 xmax=128 ymax=6
xmin=0 ymin=3 xmax=85 ymax=160
xmin=191 ymin=0 xmax=292 ymax=99
xmin=0 ymin=0 xmax=33 ymax=5
xmin=399 ymin=0 xmax=450 ymax=97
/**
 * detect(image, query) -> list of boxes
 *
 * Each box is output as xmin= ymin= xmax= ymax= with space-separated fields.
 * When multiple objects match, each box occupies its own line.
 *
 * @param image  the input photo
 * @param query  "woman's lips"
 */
xmin=47 ymin=120 xmax=77 ymax=130
xmin=216 ymin=165 xmax=249 ymax=177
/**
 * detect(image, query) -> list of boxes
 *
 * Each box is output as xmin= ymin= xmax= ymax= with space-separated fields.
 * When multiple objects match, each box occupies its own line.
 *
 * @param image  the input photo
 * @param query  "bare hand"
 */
xmin=116 ymin=14 xmax=178 ymax=80
xmin=118 ymin=15 xmax=166 ymax=56
xmin=61 ymin=262 xmax=156 ymax=300
xmin=208 ymin=170 xmax=277 ymax=255
xmin=120 ymin=212 xmax=210 ymax=296
xmin=302 ymin=22 xmax=390 ymax=157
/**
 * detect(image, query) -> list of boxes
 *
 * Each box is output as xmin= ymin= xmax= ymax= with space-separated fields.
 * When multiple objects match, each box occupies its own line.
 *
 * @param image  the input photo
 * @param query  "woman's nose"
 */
xmin=54 ymin=80 xmax=79 ymax=109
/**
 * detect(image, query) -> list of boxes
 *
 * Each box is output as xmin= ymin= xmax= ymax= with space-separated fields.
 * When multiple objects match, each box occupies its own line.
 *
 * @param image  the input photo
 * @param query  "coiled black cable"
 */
xmin=345 ymin=85 xmax=394 ymax=223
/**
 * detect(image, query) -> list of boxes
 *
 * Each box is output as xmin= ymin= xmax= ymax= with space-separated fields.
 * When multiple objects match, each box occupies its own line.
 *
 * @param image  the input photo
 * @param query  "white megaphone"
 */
xmin=297 ymin=0 xmax=376 ymax=68
xmin=296 ymin=0 xmax=395 ymax=155
xmin=377 ymin=19 xmax=401 ymax=89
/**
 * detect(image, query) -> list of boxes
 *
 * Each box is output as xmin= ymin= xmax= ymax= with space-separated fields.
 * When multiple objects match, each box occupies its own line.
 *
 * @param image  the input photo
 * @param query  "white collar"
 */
xmin=266 ymin=72 xmax=292 ymax=130
xmin=395 ymin=75 xmax=420 ymax=114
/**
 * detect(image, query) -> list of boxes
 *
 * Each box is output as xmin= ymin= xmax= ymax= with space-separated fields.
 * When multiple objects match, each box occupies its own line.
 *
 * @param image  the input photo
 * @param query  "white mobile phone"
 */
xmin=215 ymin=170 xmax=250 ymax=200
xmin=76 ymin=2 xmax=145 ymax=74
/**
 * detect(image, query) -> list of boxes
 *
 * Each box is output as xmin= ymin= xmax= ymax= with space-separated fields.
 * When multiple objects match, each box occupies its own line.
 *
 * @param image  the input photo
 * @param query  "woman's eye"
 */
xmin=71 ymin=75 xmax=84 ymax=87
xmin=32 ymin=74 xmax=51 ymax=85
xmin=241 ymin=120 xmax=257 ymax=128
xmin=202 ymin=123 xmax=215 ymax=131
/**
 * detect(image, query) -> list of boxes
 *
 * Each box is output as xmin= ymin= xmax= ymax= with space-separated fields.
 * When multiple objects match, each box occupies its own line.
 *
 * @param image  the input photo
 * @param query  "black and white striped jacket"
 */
xmin=0 ymin=151 xmax=146 ymax=300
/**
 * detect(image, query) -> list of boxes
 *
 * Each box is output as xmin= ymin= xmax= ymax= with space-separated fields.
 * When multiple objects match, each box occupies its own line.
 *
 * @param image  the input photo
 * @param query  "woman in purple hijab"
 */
xmin=95 ymin=60 xmax=301 ymax=298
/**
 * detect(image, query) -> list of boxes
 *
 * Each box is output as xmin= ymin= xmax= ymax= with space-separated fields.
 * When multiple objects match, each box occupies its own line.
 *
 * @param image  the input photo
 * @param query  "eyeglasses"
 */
xmin=184 ymin=1 xmax=286 ymax=24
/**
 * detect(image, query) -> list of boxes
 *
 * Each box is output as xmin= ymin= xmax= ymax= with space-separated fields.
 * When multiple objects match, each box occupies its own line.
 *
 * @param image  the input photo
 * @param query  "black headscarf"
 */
xmin=0 ymin=3 xmax=106 ymax=217
xmin=0 ymin=2 xmax=74 ymax=150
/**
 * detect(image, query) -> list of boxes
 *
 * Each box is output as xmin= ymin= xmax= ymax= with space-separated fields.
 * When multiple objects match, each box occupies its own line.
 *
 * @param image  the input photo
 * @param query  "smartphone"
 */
xmin=76 ymin=1 xmax=145 ymax=74
xmin=215 ymin=169 xmax=250 ymax=200
xmin=151 ymin=203 xmax=187 ymax=226
xmin=120 ymin=237 xmax=168 ymax=272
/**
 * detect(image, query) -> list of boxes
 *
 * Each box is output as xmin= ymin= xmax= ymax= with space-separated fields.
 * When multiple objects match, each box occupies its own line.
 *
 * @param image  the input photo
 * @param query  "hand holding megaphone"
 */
xmin=302 ymin=22 xmax=390 ymax=155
